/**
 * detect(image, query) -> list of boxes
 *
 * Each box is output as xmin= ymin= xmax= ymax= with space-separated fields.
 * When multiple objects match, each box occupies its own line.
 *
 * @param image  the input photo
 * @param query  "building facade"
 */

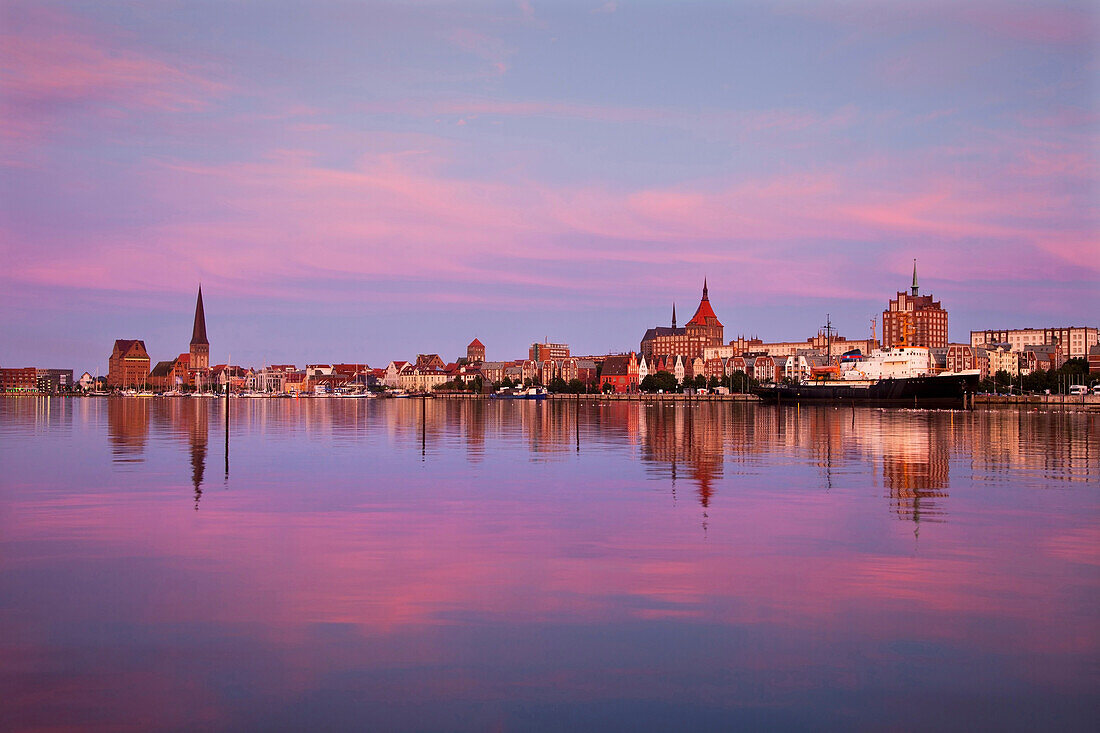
xmin=970 ymin=326 xmax=1097 ymax=361
xmin=466 ymin=338 xmax=485 ymax=363
xmin=882 ymin=262 xmax=948 ymax=349
xmin=107 ymin=339 xmax=151 ymax=387
xmin=640 ymin=280 xmax=725 ymax=360
xmin=529 ymin=342 xmax=569 ymax=361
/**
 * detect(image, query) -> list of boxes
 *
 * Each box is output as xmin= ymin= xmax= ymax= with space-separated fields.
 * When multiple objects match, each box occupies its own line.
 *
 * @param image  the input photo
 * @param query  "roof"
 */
xmin=149 ymin=361 xmax=174 ymax=378
xmin=191 ymin=286 xmax=208 ymax=346
xmin=468 ymin=338 xmax=484 ymax=348
xmin=601 ymin=355 xmax=633 ymax=376
xmin=687 ymin=280 xmax=723 ymax=328
xmin=642 ymin=326 xmax=686 ymax=341
xmin=113 ymin=339 xmax=148 ymax=356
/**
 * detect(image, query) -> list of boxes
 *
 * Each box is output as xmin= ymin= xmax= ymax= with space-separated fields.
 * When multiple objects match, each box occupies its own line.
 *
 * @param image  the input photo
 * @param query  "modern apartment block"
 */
xmin=970 ymin=326 xmax=1098 ymax=361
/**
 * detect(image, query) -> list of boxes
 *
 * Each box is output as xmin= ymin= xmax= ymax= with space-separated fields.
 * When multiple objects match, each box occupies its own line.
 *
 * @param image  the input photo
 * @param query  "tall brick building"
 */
xmin=190 ymin=286 xmax=209 ymax=370
xmin=466 ymin=338 xmax=485 ymax=363
xmin=882 ymin=261 xmax=948 ymax=349
xmin=107 ymin=340 xmax=151 ymax=387
xmin=640 ymin=280 xmax=725 ymax=361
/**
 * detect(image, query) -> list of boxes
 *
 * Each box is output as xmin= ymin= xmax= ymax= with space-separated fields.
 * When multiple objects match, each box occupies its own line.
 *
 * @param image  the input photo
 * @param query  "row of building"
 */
xmin=5 ymin=267 xmax=1097 ymax=395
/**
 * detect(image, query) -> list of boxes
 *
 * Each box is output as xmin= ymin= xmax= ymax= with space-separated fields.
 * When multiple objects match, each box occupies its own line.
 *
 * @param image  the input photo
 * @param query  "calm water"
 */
xmin=1 ymin=397 xmax=1097 ymax=731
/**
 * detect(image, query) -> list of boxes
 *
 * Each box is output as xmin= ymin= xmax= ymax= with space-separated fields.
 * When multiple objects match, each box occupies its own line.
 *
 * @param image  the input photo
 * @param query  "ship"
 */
xmin=755 ymin=347 xmax=981 ymax=408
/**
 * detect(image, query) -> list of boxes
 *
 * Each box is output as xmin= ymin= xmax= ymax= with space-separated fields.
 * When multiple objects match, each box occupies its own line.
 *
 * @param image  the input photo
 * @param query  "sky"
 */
xmin=1 ymin=0 xmax=1097 ymax=371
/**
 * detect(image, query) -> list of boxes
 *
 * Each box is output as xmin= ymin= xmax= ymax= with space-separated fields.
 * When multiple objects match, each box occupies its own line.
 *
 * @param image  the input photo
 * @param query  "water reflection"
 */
xmin=1 ymin=397 xmax=1097 ymax=731
xmin=88 ymin=397 xmax=1100 ymax=523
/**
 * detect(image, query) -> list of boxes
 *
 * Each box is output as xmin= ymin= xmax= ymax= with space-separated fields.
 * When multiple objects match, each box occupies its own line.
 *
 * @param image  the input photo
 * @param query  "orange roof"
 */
xmin=687 ymin=280 xmax=723 ymax=327
xmin=468 ymin=338 xmax=484 ymax=348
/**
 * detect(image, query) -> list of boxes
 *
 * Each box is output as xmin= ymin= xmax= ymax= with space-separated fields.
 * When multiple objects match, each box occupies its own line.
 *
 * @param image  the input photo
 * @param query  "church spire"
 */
xmin=702 ymin=277 xmax=709 ymax=300
xmin=672 ymin=302 xmax=677 ymax=329
xmin=191 ymin=285 xmax=208 ymax=346
xmin=911 ymin=259 xmax=919 ymax=297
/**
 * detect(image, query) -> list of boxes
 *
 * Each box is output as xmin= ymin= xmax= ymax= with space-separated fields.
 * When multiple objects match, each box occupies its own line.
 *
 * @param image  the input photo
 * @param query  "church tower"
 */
xmin=189 ymin=286 xmax=209 ymax=370
xmin=685 ymin=278 xmax=724 ymax=347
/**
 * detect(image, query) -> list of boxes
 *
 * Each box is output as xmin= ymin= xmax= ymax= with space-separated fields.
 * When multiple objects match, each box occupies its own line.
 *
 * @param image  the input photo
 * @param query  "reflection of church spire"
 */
xmin=189 ymin=402 xmax=208 ymax=510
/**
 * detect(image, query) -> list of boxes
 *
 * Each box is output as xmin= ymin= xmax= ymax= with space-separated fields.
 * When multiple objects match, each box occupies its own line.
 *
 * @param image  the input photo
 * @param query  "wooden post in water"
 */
xmin=224 ymin=358 xmax=230 ymax=479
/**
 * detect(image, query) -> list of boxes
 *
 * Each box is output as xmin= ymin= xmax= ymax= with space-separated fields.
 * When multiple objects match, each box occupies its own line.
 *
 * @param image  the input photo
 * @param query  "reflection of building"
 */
xmin=107 ymin=397 xmax=150 ymax=460
xmin=638 ymin=403 xmax=725 ymax=509
xmin=882 ymin=261 xmax=948 ymax=349
xmin=107 ymin=340 xmax=151 ymax=388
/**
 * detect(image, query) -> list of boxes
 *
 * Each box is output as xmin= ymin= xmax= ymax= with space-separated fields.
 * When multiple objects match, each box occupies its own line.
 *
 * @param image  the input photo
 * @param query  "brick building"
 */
xmin=640 ymin=280 xmax=725 ymax=360
xmin=529 ymin=342 xmax=569 ymax=361
xmin=882 ymin=262 xmax=948 ymax=349
xmin=1 ymin=367 xmax=38 ymax=392
xmin=107 ymin=339 xmax=151 ymax=388
xmin=599 ymin=353 xmax=639 ymax=393
xmin=466 ymin=338 xmax=485 ymax=363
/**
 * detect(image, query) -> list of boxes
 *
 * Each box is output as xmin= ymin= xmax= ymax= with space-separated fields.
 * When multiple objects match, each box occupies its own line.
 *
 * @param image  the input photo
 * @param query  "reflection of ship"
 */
xmin=757 ymin=348 xmax=980 ymax=407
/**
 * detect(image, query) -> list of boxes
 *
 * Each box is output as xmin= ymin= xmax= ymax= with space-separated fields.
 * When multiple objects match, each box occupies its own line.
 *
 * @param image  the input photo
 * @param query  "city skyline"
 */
xmin=2 ymin=1 xmax=1097 ymax=368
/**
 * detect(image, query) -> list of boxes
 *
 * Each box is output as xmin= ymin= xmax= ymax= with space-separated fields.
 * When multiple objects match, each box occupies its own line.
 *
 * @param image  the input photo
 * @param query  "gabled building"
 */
xmin=640 ymin=280 xmax=725 ymax=361
xmin=107 ymin=339 xmax=151 ymax=387
xmin=466 ymin=338 xmax=486 ymax=364
xmin=599 ymin=353 xmax=639 ymax=393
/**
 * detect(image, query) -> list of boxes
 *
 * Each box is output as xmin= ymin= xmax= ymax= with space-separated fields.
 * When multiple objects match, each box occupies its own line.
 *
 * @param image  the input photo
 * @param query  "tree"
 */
xmin=692 ymin=374 xmax=706 ymax=389
xmin=548 ymin=376 xmax=568 ymax=393
xmin=602 ymin=381 xmax=615 ymax=393
xmin=707 ymin=376 xmax=719 ymax=389
xmin=567 ymin=378 xmax=585 ymax=394
xmin=652 ymin=371 xmax=678 ymax=393
xmin=640 ymin=374 xmax=657 ymax=393
xmin=470 ymin=375 xmax=484 ymax=394
xmin=501 ymin=377 xmax=514 ymax=388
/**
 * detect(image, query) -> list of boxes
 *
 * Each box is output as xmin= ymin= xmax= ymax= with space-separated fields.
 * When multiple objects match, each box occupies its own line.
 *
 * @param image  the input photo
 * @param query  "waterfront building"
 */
xmin=946 ymin=344 xmax=989 ymax=379
xmin=415 ymin=354 xmax=446 ymax=371
xmin=189 ymin=286 xmax=209 ymax=371
xmin=529 ymin=342 xmax=569 ymax=361
xmin=637 ymin=356 xmax=650 ymax=383
xmin=383 ymin=361 xmax=409 ymax=387
xmin=1089 ymin=345 xmax=1100 ymax=374
xmin=640 ymin=280 xmax=725 ymax=361
xmin=599 ymin=353 xmax=639 ymax=393
xmin=1 ymin=367 xmax=38 ymax=393
xmin=78 ymin=372 xmax=95 ymax=391
xmin=882 ymin=261 xmax=948 ymax=349
xmin=1020 ymin=344 xmax=1063 ymax=373
xmin=970 ymin=326 xmax=1097 ymax=361
xmin=985 ymin=344 xmax=1019 ymax=377
xmin=35 ymin=368 xmax=73 ymax=393
xmin=709 ymin=333 xmax=878 ymax=361
xmin=107 ymin=339 xmax=151 ymax=387
xmin=466 ymin=338 xmax=486 ymax=364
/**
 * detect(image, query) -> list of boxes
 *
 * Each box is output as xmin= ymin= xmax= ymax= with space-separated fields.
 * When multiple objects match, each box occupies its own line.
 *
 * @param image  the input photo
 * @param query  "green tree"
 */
xmin=567 ymin=378 xmax=585 ymax=394
xmin=707 ymin=376 xmax=719 ymax=389
xmin=652 ymin=371 xmax=678 ymax=393
xmin=501 ymin=377 xmax=514 ymax=388
xmin=548 ymin=376 xmax=568 ymax=393
xmin=692 ymin=374 xmax=706 ymax=389
xmin=640 ymin=374 xmax=657 ymax=393
xmin=601 ymin=381 xmax=615 ymax=393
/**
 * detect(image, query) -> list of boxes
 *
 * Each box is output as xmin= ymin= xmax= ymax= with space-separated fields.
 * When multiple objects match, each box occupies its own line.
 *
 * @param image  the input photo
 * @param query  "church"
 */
xmin=640 ymin=280 xmax=725 ymax=361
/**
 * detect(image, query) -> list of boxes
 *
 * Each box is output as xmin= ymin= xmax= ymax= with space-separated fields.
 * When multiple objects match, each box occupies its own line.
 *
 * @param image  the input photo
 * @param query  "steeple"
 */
xmin=911 ymin=259 xmax=919 ymax=297
xmin=702 ymin=278 xmax=709 ymax=301
xmin=672 ymin=303 xmax=677 ymax=329
xmin=191 ymin=286 xmax=208 ymax=346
